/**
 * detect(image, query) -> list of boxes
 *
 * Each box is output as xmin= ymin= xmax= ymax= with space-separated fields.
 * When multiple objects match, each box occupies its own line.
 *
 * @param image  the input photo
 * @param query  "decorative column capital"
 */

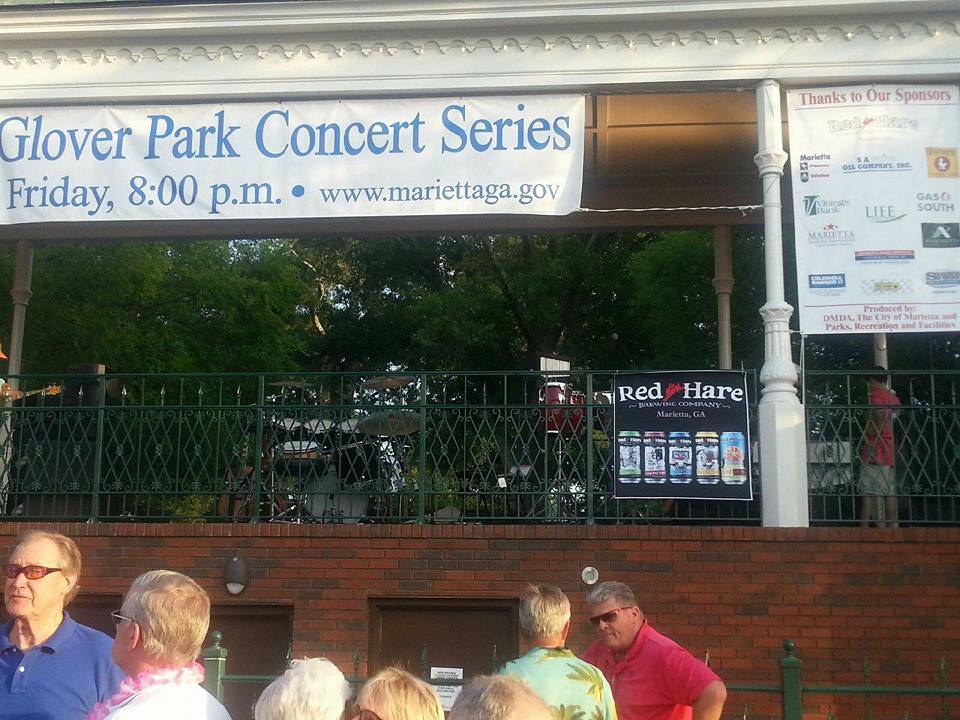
xmin=754 ymin=150 xmax=788 ymax=176
xmin=759 ymin=301 xmax=793 ymax=324
xmin=713 ymin=277 xmax=735 ymax=294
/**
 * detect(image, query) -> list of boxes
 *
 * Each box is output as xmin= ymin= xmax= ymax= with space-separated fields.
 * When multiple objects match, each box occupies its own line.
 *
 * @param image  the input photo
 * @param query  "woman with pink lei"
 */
xmin=88 ymin=570 xmax=231 ymax=720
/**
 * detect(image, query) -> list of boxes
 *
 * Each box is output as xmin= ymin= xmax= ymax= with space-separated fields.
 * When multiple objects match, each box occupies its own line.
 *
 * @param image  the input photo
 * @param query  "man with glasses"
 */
xmin=581 ymin=581 xmax=726 ymax=720
xmin=2 ymin=529 xmax=124 ymax=720
xmin=93 ymin=569 xmax=231 ymax=719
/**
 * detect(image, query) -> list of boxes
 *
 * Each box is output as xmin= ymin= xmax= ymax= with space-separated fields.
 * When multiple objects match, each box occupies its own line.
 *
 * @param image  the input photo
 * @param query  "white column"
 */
xmin=754 ymin=80 xmax=809 ymax=527
xmin=8 ymin=239 xmax=34 ymax=387
xmin=713 ymin=225 xmax=734 ymax=370
xmin=873 ymin=333 xmax=888 ymax=369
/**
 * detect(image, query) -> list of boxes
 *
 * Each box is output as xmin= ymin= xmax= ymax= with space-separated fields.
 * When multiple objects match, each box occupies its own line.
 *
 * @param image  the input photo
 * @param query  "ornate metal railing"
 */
xmin=805 ymin=370 xmax=960 ymax=526
xmin=0 ymin=369 xmax=956 ymax=524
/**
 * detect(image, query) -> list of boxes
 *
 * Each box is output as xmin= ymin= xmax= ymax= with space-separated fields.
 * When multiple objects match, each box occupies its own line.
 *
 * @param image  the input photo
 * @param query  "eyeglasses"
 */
xmin=345 ymin=704 xmax=384 ymax=720
xmin=589 ymin=606 xmax=634 ymax=627
xmin=110 ymin=610 xmax=136 ymax=626
xmin=3 ymin=564 xmax=63 ymax=580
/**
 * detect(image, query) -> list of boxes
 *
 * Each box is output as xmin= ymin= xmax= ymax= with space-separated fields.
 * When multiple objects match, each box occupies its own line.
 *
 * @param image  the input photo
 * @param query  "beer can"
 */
xmin=720 ymin=431 xmax=747 ymax=484
xmin=642 ymin=431 xmax=667 ymax=483
xmin=617 ymin=431 xmax=643 ymax=483
xmin=667 ymin=431 xmax=693 ymax=483
xmin=694 ymin=431 xmax=720 ymax=484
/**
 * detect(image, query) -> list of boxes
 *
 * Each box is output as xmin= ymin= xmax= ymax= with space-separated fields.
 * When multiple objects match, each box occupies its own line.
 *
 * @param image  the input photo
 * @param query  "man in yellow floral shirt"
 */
xmin=499 ymin=584 xmax=617 ymax=720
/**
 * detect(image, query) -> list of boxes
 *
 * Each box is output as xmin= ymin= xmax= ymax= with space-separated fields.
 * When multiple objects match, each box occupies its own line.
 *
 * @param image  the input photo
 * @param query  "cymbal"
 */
xmin=357 ymin=410 xmax=420 ymax=436
xmin=361 ymin=375 xmax=416 ymax=391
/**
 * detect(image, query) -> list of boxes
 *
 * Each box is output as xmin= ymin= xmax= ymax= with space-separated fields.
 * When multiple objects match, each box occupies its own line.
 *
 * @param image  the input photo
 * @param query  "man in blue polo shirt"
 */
xmin=2 ymin=530 xmax=124 ymax=720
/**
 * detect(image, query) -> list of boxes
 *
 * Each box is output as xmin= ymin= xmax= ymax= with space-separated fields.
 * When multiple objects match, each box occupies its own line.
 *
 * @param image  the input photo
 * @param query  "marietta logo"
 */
xmin=809 ymin=273 xmax=846 ymax=288
xmin=922 ymin=223 xmax=960 ymax=248
xmin=807 ymin=224 xmax=856 ymax=244
xmin=617 ymin=382 xmax=744 ymax=403
xmin=797 ymin=152 xmax=831 ymax=183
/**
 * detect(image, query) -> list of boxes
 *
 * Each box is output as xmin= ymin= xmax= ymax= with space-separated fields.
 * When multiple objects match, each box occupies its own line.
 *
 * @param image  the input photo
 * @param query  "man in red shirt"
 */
xmin=581 ymin=581 xmax=726 ymax=720
xmin=859 ymin=368 xmax=901 ymax=528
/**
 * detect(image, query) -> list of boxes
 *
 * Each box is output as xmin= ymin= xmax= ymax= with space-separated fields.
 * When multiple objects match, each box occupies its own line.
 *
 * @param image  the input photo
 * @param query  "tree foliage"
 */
xmin=0 ymin=230 xmax=952 ymax=374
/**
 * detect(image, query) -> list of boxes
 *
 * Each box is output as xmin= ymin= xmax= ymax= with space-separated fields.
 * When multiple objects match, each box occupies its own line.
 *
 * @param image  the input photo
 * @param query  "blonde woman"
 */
xmin=352 ymin=667 xmax=443 ymax=720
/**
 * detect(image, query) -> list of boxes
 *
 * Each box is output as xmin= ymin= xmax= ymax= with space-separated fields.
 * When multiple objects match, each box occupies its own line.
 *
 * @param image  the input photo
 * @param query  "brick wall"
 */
xmin=3 ymin=522 xmax=958 ymax=719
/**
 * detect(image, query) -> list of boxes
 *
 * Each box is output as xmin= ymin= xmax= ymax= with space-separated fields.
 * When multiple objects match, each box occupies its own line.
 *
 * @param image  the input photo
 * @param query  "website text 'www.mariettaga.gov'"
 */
xmin=315 ymin=179 xmax=562 ymax=206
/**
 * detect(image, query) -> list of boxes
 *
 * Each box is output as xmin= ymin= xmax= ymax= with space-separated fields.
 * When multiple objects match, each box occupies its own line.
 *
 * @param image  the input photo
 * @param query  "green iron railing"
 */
xmin=805 ymin=370 xmax=960 ymax=526
xmin=0 ymin=369 xmax=956 ymax=524
xmin=201 ymin=636 xmax=960 ymax=720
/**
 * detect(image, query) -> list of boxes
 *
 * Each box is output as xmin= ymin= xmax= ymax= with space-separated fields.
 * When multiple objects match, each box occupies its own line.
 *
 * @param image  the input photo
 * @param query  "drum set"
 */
xmin=220 ymin=378 xmax=420 ymax=523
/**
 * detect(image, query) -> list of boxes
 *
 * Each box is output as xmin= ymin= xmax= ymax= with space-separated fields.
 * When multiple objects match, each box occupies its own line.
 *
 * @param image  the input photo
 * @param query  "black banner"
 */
xmin=613 ymin=371 xmax=752 ymax=500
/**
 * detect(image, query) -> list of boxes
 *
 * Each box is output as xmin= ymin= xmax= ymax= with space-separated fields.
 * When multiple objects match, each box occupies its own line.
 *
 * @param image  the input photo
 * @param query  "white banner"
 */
xmin=0 ymin=95 xmax=584 ymax=224
xmin=787 ymin=85 xmax=960 ymax=334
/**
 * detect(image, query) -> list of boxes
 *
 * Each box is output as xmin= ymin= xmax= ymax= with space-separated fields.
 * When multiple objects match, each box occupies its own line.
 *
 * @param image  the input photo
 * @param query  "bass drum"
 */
xmin=305 ymin=468 xmax=371 ymax=523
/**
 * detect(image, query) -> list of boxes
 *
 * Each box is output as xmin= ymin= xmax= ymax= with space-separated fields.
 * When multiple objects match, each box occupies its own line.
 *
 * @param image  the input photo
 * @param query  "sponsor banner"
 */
xmin=0 ymin=95 xmax=584 ymax=224
xmin=613 ymin=371 xmax=752 ymax=501
xmin=787 ymin=84 xmax=960 ymax=334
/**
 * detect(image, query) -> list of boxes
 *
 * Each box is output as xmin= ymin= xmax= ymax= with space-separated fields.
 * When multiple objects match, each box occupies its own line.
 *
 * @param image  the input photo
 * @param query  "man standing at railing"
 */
xmin=858 ymin=367 xmax=902 ymax=528
xmin=581 ymin=581 xmax=726 ymax=720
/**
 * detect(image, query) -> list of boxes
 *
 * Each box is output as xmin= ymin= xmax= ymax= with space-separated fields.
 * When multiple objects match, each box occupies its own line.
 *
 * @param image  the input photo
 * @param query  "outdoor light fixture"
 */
xmin=581 ymin=566 xmax=600 ymax=585
xmin=224 ymin=554 xmax=249 ymax=595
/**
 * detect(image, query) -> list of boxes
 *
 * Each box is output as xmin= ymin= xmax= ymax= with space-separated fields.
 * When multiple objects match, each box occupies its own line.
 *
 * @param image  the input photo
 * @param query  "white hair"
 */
xmin=254 ymin=657 xmax=351 ymax=720
xmin=449 ymin=676 xmax=551 ymax=720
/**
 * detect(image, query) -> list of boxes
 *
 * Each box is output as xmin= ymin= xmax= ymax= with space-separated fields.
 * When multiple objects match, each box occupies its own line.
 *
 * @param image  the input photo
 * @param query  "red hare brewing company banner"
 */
xmin=613 ymin=371 xmax=752 ymax=501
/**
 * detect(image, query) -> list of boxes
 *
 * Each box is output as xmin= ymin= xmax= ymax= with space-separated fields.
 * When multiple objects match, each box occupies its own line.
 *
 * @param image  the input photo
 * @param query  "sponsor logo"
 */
xmin=927 ymin=147 xmax=959 ymax=178
xmin=925 ymin=270 xmax=960 ymax=288
xmin=808 ymin=273 xmax=846 ymax=289
xmin=922 ymin=223 xmax=960 ymax=248
xmin=616 ymin=382 xmax=744 ymax=404
xmin=916 ymin=191 xmax=954 ymax=213
xmin=860 ymin=279 xmax=912 ymax=295
xmin=827 ymin=115 xmax=920 ymax=135
xmin=797 ymin=152 xmax=831 ymax=183
xmin=842 ymin=154 xmax=912 ymax=174
xmin=865 ymin=204 xmax=907 ymax=223
xmin=854 ymin=250 xmax=915 ymax=263
xmin=803 ymin=195 xmax=849 ymax=216
xmin=807 ymin=223 xmax=856 ymax=245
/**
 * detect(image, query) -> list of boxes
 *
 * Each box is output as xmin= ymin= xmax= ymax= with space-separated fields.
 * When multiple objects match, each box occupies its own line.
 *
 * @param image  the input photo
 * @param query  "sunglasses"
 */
xmin=110 ymin=610 xmax=136 ymax=626
xmin=589 ymin=606 xmax=634 ymax=627
xmin=3 ymin=564 xmax=63 ymax=580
